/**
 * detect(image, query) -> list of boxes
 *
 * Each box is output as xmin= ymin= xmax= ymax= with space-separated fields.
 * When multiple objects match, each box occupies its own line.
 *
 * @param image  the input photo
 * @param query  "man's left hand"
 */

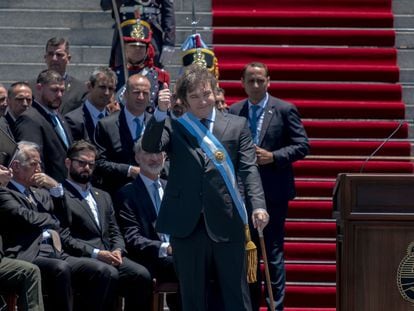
xmin=252 ymin=209 xmax=269 ymax=231
xmin=255 ymin=146 xmax=274 ymax=165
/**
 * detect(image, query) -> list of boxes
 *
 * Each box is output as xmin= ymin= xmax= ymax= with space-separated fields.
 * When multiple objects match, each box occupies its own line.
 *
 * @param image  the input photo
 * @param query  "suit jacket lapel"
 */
xmin=239 ymin=100 xmax=250 ymax=119
xmin=83 ymin=104 xmax=96 ymax=140
xmin=64 ymin=181 xmax=101 ymax=232
xmin=212 ymin=110 xmax=230 ymax=141
xmin=134 ymin=176 xmax=157 ymax=225
xmin=258 ymin=98 xmax=275 ymax=146
xmin=173 ymin=119 xmax=205 ymax=167
xmin=119 ymin=108 xmax=134 ymax=148
xmin=90 ymin=188 xmax=105 ymax=232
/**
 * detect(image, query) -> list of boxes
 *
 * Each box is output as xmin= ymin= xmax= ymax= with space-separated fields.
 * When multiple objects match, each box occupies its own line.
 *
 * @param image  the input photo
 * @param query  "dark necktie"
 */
xmin=98 ymin=112 xmax=105 ymax=119
xmin=200 ymin=118 xmax=209 ymax=130
xmin=152 ymin=181 xmax=161 ymax=214
xmin=24 ymin=188 xmax=36 ymax=205
xmin=250 ymin=105 xmax=260 ymax=144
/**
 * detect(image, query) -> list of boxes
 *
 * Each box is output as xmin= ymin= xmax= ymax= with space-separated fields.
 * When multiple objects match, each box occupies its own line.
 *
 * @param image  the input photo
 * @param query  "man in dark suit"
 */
xmin=0 ymin=165 xmax=44 ymax=311
xmin=94 ymin=73 xmax=152 ymax=194
xmin=0 ymin=84 xmax=7 ymax=116
xmin=0 ymin=234 xmax=44 ymax=311
xmin=3 ymin=81 xmax=33 ymax=137
xmin=14 ymin=70 xmax=73 ymax=183
xmin=229 ymin=62 xmax=310 ymax=311
xmin=41 ymin=37 xmax=87 ymax=115
xmin=64 ymin=67 xmax=117 ymax=142
xmin=115 ymin=138 xmax=180 ymax=310
xmin=142 ymin=64 xmax=269 ymax=311
xmin=58 ymin=140 xmax=152 ymax=311
xmin=0 ymin=141 xmax=115 ymax=311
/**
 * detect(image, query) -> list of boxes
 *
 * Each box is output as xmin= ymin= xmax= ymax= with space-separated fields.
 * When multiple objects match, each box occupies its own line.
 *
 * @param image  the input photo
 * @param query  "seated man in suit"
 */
xmin=0 ymin=166 xmax=44 ymax=311
xmin=58 ymin=140 xmax=152 ymax=311
xmin=94 ymin=73 xmax=153 ymax=195
xmin=0 ymin=141 xmax=114 ymax=311
xmin=115 ymin=138 xmax=180 ymax=310
xmin=64 ymin=67 xmax=117 ymax=142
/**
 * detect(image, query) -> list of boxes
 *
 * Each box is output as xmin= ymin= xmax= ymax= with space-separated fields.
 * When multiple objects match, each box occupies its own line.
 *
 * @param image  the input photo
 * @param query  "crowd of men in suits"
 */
xmin=0 ymin=32 xmax=309 ymax=311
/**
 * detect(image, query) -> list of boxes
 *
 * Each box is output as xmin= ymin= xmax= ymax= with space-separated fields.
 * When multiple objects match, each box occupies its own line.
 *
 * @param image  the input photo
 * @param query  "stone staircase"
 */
xmin=0 ymin=0 xmax=212 ymax=85
xmin=394 ymin=0 xmax=414 ymax=145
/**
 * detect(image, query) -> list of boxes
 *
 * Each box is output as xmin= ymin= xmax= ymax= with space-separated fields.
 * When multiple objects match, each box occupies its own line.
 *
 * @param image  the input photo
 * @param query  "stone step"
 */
xmin=0 ymin=27 xmax=211 ymax=47
xmin=0 ymin=9 xmax=211 ymax=29
xmin=0 ymin=45 xmax=110 ymax=64
xmin=0 ymin=0 xmax=104 ymax=10
xmin=0 ymin=63 xmax=184 ymax=85
xmin=394 ymin=15 xmax=414 ymax=28
xmin=0 ymin=0 xmax=211 ymax=14
xmin=398 ymin=49 xmax=414 ymax=67
xmin=399 ymin=68 xmax=414 ymax=83
xmin=403 ymin=85 xmax=414 ymax=105
xmin=394 ymin=0 xmax=414 ymax=15
xmin=0 ymin=10 xmax=113 ymax=28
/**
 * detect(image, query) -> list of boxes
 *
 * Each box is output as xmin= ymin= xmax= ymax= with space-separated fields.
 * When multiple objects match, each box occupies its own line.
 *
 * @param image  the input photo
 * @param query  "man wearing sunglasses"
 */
xmin=56 ymin=140 xmax=152 ymax=311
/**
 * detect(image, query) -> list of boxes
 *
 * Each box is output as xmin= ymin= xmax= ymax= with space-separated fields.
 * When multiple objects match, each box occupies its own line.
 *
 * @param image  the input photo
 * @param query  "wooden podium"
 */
xmin=334 ymin=173 xmax=414 ymax=311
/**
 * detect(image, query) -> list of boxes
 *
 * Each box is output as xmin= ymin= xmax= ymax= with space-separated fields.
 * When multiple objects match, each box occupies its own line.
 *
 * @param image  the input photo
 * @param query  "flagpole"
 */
xmin=111 ymin=0 xmax=128 ymax=84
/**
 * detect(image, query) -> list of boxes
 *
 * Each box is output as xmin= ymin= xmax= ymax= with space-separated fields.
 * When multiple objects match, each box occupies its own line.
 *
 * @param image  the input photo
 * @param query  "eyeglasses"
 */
xmin=71 ymin=158 xmax=95 ymax=169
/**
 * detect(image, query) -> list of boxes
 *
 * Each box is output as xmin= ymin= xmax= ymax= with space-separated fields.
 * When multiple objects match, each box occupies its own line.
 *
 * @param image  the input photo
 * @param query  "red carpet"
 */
xmin=212 ymin=0 xmax=411 ymax=309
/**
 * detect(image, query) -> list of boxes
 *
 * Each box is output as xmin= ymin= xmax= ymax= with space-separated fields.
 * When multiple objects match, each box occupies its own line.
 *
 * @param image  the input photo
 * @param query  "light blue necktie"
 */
xmin=250 ymin=105 xmax=260 ymax=144
xmin=50 ymin=114 xmax=69 ymax=148
xmin=134 ymin=117 xmax=143 ymax=141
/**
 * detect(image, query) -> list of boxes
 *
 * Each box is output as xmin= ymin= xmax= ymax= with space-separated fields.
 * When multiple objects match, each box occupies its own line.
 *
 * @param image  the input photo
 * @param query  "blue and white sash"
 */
xmin=177 ymin=112 xmax=248 ymax=225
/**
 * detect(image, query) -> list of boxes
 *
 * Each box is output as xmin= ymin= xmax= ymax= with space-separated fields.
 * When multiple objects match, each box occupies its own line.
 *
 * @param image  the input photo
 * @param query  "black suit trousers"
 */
xmin=171 ymin=217 xmax=252 ymax=311
xmin=34 ymin=252 xmax=115 ymax=311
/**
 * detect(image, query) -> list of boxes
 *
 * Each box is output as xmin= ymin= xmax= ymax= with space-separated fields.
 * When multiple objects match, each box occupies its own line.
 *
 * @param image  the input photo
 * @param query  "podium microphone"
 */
xmin=359 ymin=119 xmax=405 ymax=173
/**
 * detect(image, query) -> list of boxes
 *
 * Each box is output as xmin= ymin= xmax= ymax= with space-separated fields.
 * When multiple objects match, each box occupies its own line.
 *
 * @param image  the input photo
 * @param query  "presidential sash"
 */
xmin=177 ymin=112 xmax=257 ymax=282
xmin=176 ymin=112 xmax=248 ymax=225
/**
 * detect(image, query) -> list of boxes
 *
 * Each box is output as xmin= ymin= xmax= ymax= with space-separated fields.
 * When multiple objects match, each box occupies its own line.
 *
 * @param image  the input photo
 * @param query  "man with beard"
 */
xmin=57 ymin=140 xmax=153 ymax=311
xmin=64 ymin=67 xmax=117 ymax=142
xmin=14 ymin=70 xmax=73 ymax=183
xmin=115 ymin=138 xmax=180 ymax=310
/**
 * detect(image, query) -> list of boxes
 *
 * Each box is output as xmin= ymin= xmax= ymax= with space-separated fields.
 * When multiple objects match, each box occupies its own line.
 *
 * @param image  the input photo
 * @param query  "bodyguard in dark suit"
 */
xmin=116 ymin=138 xmax=180 ymax=310
xmin=3 ymin=81 xmax=33 ymax=137
xmin=94 ymin=74 xmax=152 ymax=194
xmin=42 ymin=37 xmax=87 ymax=115
xmin=142 ymin=65 xmax=270 ymax=311
xmin=229 ymin=62 xmax=310 ymax=311
xmin=58 ymin=140 xmax=152 ymax=311
xmin=14 ymin=70 xmax=73 ymax=183
xmin=0 ymin=141 xmax=114 ymax=311
xmin=64 ymin=67 xmax=117 ymax=142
